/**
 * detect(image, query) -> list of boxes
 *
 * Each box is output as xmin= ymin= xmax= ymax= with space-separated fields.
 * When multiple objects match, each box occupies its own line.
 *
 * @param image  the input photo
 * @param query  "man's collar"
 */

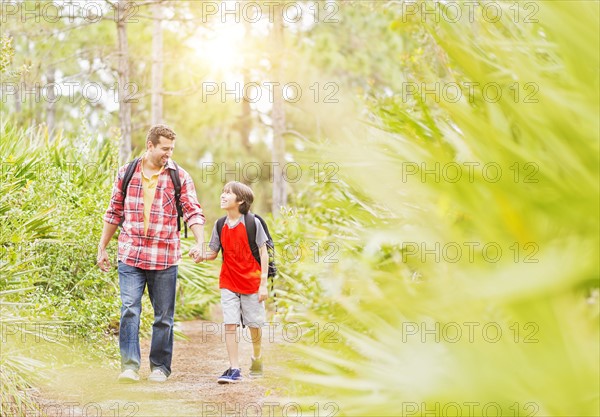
xmin=165 ymin=158 xmax=176 ymax=170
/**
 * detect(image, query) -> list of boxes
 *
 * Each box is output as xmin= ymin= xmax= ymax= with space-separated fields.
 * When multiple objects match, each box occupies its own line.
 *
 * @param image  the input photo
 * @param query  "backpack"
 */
xmin=216 ymin=212 xmax=277 ymax=279
xmin=119 ymin=157 xmax=187 ymax=238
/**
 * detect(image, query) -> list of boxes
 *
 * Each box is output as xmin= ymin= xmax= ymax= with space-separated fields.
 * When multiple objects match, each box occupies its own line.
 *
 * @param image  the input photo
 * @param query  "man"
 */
xmin=97 ymin=124 xmax=205 ymax=383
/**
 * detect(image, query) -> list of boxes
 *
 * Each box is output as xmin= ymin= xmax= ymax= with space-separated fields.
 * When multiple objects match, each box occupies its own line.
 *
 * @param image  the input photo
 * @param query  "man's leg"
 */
xmin=118 ymin=262 xmax=147 ymax=373
xmin=146 ymin=265 xmax=177 ymax=377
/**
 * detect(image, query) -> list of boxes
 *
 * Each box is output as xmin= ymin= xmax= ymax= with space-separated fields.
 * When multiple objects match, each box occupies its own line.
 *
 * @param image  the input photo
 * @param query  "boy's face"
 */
xmin=220 ymin=188 xmax=242 ymax=211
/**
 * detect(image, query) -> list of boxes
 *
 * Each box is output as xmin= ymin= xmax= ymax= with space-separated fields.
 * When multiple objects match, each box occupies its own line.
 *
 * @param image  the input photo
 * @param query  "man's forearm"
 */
xmin=99 ymin=222 xmax=119 ymax=249
xmin=189 ymin=223 xmax=205 ymax=245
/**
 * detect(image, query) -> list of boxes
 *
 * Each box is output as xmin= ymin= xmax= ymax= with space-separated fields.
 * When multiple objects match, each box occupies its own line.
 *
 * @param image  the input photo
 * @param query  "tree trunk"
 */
xmin=151 ymin=0 xmax=163 ymax=125
xmin=239 ymin=69 xmax=252 ymax=153
xmin=271 ymin=6 xmax=286 ymax=215
xmin=238 ymin=18 xmax=252 ymax=153
xmin=117 ymin=0 xmax=132 ymax=164
xmin=45 ymin=66 xmax=56 ymax=141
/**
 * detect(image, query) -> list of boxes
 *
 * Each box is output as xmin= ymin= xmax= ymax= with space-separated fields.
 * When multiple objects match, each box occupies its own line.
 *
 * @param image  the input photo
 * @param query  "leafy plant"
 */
xmin=277 ymin=2 xmax=599 ymax=416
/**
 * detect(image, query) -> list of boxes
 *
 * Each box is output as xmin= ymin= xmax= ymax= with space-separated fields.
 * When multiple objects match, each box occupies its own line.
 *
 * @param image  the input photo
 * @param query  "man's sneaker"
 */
xmin=217 ymin=368 xmax=242 ymax=384
xmin=117 ymin=369 xmax=140 ymax=383
xmin=148 ymin=368 xmax=168 ymax=383
xmin=249 ymin=357 xmax=263 ymax=378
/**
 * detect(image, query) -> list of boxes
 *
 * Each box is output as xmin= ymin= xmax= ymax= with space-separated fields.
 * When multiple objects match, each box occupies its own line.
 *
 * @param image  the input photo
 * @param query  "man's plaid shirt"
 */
xmin=104 ymin=159 xmax=205 ymax=270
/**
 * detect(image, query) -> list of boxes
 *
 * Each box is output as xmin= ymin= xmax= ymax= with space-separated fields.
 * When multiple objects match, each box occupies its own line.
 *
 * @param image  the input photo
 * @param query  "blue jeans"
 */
xmin=118 ymin=261 xmax=177 ymax=376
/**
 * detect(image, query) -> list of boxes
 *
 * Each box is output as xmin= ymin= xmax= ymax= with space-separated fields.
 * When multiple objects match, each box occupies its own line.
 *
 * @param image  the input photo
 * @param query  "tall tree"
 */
xmin=45 ymin=65 xmax=56 ymax=141
xmin=151 ymin=0 xmax=164 ymax=125
xmin=238 ymin=18 xmax=253 ymax=153
xmin=116 ymin=0 xmax=132 ymax=164
xmin=270 ymin=4 xmax=287 ymax=214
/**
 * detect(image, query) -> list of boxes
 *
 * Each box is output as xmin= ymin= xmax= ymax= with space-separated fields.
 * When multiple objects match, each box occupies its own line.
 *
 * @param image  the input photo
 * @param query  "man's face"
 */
xmin=147 ymin=136 xmax=175 ymax=167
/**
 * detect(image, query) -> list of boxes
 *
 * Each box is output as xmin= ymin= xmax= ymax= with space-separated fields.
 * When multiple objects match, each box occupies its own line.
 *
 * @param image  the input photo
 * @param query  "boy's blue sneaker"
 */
xmin=217 ymin=368 xmax=242 ymax=384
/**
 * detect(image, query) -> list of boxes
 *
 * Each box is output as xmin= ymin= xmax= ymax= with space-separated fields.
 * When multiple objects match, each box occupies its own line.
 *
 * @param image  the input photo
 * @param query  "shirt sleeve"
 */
xmin=103 ymin=165 xmax=126 ymax=225
xmin=179 ymin=168 xmax=206 ymax=228
xmin=208 ymin=221 xmax=221 ymax=253
xmin=254 ymin=218 xmax=268 ymax=248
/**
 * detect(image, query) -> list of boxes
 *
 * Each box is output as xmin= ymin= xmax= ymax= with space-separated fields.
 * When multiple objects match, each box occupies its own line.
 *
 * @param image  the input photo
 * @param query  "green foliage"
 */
xmin=276 ymin=2 xmax=599 ymax=416
xmin=0 ymin=122 xmax=119 ymax=412
xmin=0 ymin=35 xmax=15 ymax=75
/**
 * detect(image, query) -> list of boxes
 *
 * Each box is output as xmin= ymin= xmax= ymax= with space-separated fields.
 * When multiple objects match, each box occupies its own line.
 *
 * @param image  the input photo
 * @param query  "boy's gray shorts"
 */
xmin=221 ymin=288 xmax=265 ymax=328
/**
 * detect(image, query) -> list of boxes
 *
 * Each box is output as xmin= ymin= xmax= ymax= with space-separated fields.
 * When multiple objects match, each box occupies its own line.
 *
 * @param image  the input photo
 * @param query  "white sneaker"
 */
xmin=117 ymin=369 xmax=140 ymax=383
xmin=148 ymin=368 xmax=168 ymax=383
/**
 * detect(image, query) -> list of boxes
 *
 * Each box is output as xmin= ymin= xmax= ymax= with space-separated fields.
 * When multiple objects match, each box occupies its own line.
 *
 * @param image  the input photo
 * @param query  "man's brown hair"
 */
xmin=147 ymin=124 xmax=176 ymax=145
xmin=224 ymin=181 xmax=254 ymax=214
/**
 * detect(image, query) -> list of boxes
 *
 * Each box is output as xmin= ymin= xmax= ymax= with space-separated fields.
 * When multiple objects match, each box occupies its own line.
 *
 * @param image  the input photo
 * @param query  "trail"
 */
xmin=33 ymin=320 xmax=286 ymax=417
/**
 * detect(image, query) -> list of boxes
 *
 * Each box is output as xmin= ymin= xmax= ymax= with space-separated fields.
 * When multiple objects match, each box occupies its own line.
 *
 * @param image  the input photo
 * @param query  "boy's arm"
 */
xmin=258 ymin=245 xmax=269 ymax=302
xmin=192 ymin=220 xmax=220 ymax=262
xmin=201 ymin=248 xmax=219 ymax=261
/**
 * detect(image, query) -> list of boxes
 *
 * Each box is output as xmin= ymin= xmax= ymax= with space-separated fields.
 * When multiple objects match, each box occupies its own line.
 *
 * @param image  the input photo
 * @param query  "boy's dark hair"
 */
xmin=224 ymin=181 xmax=254 ymax=214
xmin=147 ymin=124 xmax=176 ymax=145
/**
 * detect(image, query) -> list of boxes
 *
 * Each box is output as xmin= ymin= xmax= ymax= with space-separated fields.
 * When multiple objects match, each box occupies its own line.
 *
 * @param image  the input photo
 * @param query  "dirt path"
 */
xmin=32 ymin=319 xmax=288 ymax=417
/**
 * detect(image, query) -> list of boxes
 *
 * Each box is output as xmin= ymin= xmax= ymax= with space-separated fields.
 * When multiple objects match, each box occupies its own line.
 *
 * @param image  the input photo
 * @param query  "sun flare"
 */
xmin=191 ymin=23 xmax=245 ymax=73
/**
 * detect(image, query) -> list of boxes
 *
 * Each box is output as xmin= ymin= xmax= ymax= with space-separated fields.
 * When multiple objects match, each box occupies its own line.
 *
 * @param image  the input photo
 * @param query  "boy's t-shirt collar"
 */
xmin=226 ymin=214 xmax=245 ymax=229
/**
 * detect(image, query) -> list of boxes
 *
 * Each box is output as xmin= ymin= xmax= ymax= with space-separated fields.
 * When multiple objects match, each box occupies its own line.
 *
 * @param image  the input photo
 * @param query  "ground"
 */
xmin=30 ymin=319 xmax=290 ymax=417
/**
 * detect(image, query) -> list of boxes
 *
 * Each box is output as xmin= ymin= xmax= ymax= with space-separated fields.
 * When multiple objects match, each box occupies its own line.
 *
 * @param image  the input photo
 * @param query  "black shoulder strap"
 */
xmin=169 ymin=161 xmax=181 ymax=201
xmin=121 ymin=157 xmax=141 ymax=198
xmin=168 ymin=162 xmax=187 ymax=238
xmin=216 ymin=216 xmax=227 ymax=251
xmin=245 ymin=212 xmax=261 ymax=266
xmin=254 ymin=214 xmax=272 ymax=241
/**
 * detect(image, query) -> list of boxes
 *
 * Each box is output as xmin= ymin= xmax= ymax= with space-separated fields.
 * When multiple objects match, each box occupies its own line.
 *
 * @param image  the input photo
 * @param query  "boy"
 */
xmin=194 ymin=181 xmax=269 ymax=383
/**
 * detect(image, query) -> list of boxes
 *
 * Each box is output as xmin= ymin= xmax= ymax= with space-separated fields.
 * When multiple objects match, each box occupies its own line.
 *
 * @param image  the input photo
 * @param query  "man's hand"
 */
xmin=97 ymin=246 xmax=111 ymax=272
xmin=258 ymin=282 xmax=268 ymax=302
xmin=188 ymin=244 xmax=204 ymax=263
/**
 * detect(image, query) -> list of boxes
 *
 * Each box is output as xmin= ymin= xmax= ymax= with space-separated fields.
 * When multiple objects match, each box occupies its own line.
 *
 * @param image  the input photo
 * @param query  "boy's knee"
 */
xmin=224 ymin=324 xmax=238 ymax=331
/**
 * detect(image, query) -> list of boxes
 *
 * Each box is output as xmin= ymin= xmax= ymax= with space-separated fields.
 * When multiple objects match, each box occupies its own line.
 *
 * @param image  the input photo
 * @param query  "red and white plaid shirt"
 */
xmin=104 ymin=159 xmax=205 ymax=270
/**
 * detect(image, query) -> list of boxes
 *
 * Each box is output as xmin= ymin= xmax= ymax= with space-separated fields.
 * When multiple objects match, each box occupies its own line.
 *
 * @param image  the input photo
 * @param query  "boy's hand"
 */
xmin=258 ymin=284 xmax=268 ymax=302
xmin=188 ymin=244 xmax=204 ymax=263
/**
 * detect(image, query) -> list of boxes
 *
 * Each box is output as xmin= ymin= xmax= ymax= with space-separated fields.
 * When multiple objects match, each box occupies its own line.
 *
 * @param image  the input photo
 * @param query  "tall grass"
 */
xmin=279 ymin=2 xmax=599 ymax=416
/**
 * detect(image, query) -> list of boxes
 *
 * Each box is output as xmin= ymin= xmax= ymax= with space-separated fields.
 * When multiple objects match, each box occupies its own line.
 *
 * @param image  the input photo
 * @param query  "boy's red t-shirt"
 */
xmin=219 ymin=221 xmax=261 ymax=294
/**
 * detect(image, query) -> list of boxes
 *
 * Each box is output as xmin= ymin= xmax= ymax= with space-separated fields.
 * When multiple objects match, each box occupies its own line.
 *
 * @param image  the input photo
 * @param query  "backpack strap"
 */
xmin=168 ymin=162 xmax=186 ymax=238
xmin=244 ymin=212 xmax=261 ymax=266
xmin=216 ymin=216 xmax=227 ymax=252
xmin=118 ymin=157 xmax=141 ymax=227
xmin=255 ymin=214 xmax=277 ymax=278
xmin=121 ymin=157 xmax=141 ymax=199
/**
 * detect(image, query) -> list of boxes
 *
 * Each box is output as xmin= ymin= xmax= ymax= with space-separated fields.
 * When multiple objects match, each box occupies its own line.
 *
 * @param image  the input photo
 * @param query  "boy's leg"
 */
xmin=249 ymin=327 xmax=262 ymax=359
xmin=225 ymin=324 xmax=239 ymax=369
xmin=146 ymin=265 xmax=178 ymax=377
xmin=241 ymin=293 xmax=265 ymax=377
xmin=118 ymin=262 xmax=147 ymax=373
xmin=221 ymin=289 xmax=242 ymax=369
